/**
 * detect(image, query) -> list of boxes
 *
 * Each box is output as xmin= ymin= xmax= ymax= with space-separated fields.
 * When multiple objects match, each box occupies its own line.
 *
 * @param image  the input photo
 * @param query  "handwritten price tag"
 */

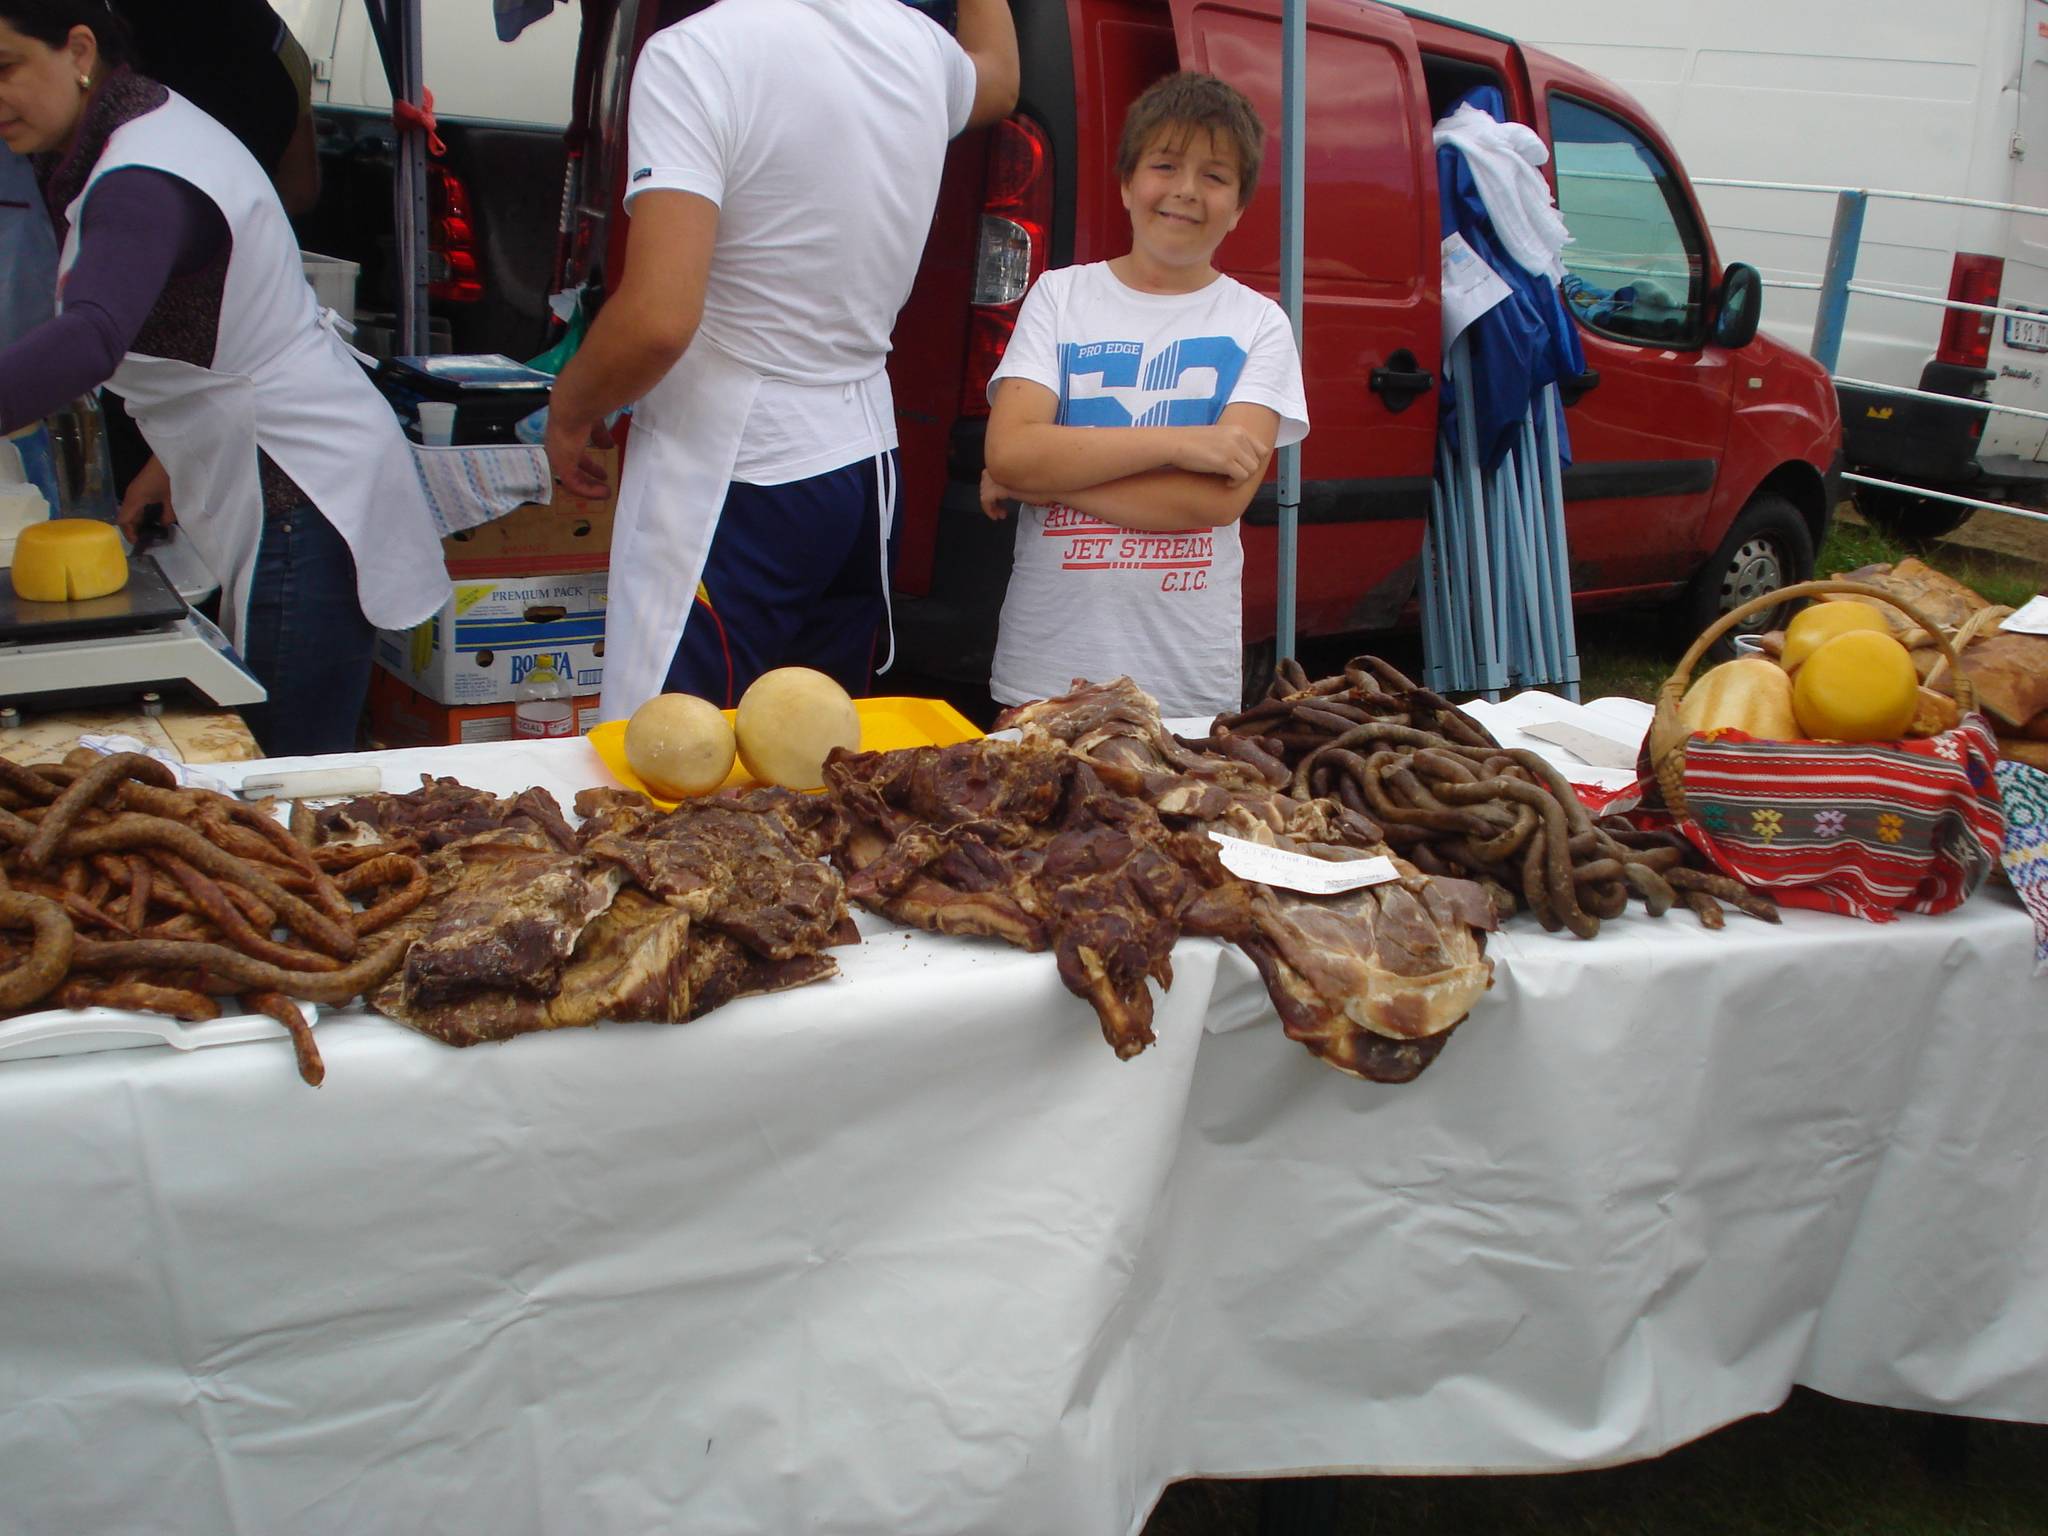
xmin=1208 ymin=832 xmax=1401 ymax=894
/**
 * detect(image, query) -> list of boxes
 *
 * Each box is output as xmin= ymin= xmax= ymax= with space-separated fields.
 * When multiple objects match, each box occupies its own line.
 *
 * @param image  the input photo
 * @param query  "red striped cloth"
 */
xmin=1636 ymin=714 xmax=2006 ymax=922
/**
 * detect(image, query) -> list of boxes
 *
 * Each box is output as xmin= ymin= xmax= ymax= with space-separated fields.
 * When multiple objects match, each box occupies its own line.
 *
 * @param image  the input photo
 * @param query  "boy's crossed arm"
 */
xmin=980 ymin=377 xmax=1281 ymax=531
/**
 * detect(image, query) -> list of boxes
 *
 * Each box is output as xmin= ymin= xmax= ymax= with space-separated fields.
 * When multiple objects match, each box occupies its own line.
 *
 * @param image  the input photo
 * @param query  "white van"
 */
xmin=270 ymin=0 xmax=577 ymax=356
xmin=273 ymin=0 xmax=576 ymax=124
xmin=1431 ymin=0 xmax=2048 ymax=539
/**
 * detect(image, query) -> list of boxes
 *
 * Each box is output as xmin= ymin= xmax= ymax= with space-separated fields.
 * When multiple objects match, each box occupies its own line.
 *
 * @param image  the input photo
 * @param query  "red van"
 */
xmin=558 ymin=0 xmax=1841 ymax=686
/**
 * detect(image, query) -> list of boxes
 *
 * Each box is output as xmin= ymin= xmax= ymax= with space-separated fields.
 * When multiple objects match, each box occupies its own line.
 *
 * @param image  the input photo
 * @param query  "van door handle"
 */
xmin=1369 ymin=350 xmax=1434 ymax=413
xmin=1558 ymin=369 xmax=1601 ymax=406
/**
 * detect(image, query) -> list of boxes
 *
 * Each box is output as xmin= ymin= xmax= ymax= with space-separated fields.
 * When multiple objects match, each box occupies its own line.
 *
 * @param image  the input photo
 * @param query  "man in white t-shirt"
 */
xmin=546 ymin=0 xmax=1018 ymax=714
xmin=981 ymin=72 xmax=1308 ymax=720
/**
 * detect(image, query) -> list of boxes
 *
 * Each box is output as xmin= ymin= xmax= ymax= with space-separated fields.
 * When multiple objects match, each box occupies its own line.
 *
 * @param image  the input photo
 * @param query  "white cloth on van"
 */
xmin=624 ymin=0 xmax=977 ymax=485
xmin=55 ymin=93 xmax=447 ymax=649
xmin=1433 ymin=102 xmax=1572 ymax=282
xmin=987 ymin=263 xmax=1308 ymax=720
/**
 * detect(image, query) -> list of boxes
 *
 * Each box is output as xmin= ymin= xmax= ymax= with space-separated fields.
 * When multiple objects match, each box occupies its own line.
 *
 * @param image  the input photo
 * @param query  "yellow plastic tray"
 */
xmin=587 ymin=695 xmax=982 ymax=807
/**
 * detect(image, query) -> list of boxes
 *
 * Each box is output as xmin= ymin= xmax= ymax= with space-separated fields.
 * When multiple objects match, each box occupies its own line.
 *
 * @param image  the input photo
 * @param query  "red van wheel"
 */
xmin=1678 ymin=493 xmax=1815 ymax=658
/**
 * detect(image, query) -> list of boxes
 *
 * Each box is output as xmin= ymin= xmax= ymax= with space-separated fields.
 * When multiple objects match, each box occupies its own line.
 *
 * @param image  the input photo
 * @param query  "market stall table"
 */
xmin=1 ymin=738 xmax=2041 ymax=1536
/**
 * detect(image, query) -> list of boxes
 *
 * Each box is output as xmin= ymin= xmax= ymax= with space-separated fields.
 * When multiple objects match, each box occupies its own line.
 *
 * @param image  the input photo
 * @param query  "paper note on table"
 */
xmin=1442 ymin=231 xmax=1513 ymax=346
xmin=1209 ymin=833 xmax=1400 ymax=894
xmin=1518 ymin=717 xmax=1645 ymax=770
xmin=2001 ymin=594 xmax=2048 ymax=636
xmin=1457 ymin=690 xmax=1652 ymax=792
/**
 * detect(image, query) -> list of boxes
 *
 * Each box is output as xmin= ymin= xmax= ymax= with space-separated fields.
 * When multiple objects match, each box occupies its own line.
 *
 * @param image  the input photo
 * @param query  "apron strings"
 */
xmin=849 ymin=377 xmax=898 ymax=676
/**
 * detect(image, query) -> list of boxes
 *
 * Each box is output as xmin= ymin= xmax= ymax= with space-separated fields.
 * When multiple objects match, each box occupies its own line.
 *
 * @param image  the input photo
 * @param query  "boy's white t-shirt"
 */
xmin=626 ymin=0 xmax=977 ymax=483
xmin=988 ymin=263 xmax=1309 ymax=719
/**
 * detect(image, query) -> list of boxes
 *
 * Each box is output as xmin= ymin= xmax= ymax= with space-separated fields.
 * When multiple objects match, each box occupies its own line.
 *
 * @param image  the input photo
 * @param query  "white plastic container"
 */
xmin=0 ymin=484 xmax=49 ymax=569
xmin=300 ymin=250 xmax=361 ymax=321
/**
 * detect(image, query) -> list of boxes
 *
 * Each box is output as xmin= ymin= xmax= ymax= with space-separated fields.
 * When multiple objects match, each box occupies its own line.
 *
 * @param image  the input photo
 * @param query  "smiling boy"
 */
xmin=980 ymin=70 xmax=1308 ymax=719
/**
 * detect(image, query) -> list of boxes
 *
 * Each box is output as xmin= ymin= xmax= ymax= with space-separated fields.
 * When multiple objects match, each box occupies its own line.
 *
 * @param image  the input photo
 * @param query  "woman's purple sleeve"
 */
xmin=0 ymin=170 xmax=226 ymax=433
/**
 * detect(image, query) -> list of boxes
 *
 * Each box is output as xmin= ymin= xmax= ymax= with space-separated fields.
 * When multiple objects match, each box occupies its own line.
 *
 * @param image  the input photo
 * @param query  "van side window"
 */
xmin=1547 ymin=95 xmax=1704 ymax=347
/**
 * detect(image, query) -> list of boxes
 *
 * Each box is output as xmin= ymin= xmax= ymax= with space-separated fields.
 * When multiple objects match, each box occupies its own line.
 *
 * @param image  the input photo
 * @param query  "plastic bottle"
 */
xmin=513 ymin=674 xmax=576 ymax=740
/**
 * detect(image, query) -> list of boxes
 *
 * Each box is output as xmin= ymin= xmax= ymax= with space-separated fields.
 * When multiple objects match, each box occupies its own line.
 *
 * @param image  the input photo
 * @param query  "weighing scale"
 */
xmin=0 ymin=553 xmax=265 ymax=708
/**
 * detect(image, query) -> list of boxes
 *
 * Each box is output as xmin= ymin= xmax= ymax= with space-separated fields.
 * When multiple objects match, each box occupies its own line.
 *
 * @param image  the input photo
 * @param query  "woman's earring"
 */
xmin=78 ymin=74 xmax=92 ymax=91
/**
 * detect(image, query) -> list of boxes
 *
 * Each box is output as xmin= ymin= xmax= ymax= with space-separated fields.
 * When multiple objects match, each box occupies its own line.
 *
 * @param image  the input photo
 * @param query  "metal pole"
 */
xmin=396 ymin=0 xmax=430 ymax=355
xmin=1536 ymin=387 xmax=1580 ymax=701
xmin=1449 ymin=337 xmax=1504 ymax=700
xmin=1809 ymin=188 xmax=1866 ymax=373
xmin=1274 ymin=0 xmax=1306 ymax=662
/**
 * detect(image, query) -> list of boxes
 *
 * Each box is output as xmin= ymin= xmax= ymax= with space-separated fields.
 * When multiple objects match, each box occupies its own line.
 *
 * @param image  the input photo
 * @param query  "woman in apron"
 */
xmin=0 ymin=1 xmax=446 ymax=755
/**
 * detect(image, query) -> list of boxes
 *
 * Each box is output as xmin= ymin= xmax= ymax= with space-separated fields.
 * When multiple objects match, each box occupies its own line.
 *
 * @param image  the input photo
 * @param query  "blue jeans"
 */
xmin=238 ymin=506 xmax=377 ymax=757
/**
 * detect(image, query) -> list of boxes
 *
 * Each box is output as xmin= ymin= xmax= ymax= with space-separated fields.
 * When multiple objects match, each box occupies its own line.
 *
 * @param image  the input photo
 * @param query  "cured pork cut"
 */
xmin=993 ymin=678 xmax=1496 ymax=1081
xmin=328 ymin=779 xmax=855 ymax=1046
xmin=399 ymin=833 xmax=625 ymax=1006
xmin=825 ymin=738 xmax=1244 ymax=1058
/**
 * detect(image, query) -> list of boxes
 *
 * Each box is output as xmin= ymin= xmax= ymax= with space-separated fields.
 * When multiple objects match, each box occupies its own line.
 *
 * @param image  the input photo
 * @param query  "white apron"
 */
xmin=57 ymin=93 xmax=446 ymax=649
xmin=598 ymin=343 xmax=898 ymax=721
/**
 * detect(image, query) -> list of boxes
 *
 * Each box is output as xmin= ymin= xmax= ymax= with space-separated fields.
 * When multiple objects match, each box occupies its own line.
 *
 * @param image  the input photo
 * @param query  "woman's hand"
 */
xmin=116 ymin=456 xmax=176 ymax=541
xmin=1174 ymin=424 xmax=1266 ymax=486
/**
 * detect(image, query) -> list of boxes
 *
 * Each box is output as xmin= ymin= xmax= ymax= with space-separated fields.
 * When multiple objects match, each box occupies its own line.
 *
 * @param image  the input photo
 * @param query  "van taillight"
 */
xmin=961 ymin=115 xmax=1051 ymax=416
xmin=1936 ymin=253 xmax=2002 ymax=369
xmin=428 ymin=164 xmax=484 ymax=304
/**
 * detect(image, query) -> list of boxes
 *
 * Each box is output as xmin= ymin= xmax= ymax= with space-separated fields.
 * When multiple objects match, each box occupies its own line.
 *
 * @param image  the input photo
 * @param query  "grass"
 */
xmin=1140 ymin=1389 xmax=2048 ymax=1536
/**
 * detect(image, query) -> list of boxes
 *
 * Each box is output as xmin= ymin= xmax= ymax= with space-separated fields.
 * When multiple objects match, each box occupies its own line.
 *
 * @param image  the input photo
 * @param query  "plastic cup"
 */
xmin=416 ymin=401 xmax=458 ymax=447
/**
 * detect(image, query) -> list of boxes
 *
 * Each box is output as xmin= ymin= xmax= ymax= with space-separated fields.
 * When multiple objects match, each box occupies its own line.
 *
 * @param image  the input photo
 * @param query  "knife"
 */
xmin=238 ymin=765 xmax=384 ymax=800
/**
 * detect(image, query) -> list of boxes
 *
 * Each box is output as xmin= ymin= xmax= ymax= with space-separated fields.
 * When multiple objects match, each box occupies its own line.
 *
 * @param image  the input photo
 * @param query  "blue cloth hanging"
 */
xmin=1436 ymin=87 xmax=1584 ymax=473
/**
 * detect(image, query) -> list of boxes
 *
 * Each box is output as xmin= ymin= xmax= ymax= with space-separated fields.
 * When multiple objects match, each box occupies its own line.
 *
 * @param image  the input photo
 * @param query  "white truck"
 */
xmin=1430 ymin=0 xmax=2048 ymax=538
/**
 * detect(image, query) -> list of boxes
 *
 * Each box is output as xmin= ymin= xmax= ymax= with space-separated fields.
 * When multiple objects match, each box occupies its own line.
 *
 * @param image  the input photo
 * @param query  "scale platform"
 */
xmin=0 ymin=554 xmax=265 ymax=708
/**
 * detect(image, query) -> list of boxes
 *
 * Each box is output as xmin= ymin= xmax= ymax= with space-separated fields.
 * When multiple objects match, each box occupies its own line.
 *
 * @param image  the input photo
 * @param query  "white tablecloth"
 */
xmin=2 ymin=740 xmax=2042 ymax=1536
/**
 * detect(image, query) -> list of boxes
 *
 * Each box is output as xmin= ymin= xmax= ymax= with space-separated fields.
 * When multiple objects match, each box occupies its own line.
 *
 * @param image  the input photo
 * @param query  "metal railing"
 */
xmin=1693 ymin=178 xmax=2048 ymax=527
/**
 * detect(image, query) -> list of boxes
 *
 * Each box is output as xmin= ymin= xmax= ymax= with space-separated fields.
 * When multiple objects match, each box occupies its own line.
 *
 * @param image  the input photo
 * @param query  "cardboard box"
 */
xmin=375 ymin=569 xmax=608 ymax=706
xmin=366 ymin=667 xmax=603 ymax=748
xmin=441 ymin=446 xmax=617 ymax=575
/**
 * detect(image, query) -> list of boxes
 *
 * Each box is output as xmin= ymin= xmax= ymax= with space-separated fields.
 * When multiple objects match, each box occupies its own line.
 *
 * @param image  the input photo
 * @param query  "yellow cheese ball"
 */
xmin=10 ymin=519 xmax=129 ymax=603
xmin=734 ymin=667 xmax=860 ymax=790
xmin=1779 ymin=600 xmax=1894 ymax=672
xmin=1791 ymin=629 xmax=1920 ymax=742
xmin=624 ymin=692 xmax=736 ymax=798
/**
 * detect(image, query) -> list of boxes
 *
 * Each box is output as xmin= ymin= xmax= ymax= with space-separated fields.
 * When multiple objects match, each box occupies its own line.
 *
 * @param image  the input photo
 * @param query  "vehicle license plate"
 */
xmin=2004 ymin=311 xmax=2048 ymax=352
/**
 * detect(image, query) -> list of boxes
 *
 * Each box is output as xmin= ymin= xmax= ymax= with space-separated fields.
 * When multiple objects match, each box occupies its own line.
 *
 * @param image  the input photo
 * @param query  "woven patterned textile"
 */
xmin=1996 ymin=759 xmax=2048 ymax=976
xmin=1637 ymin=714 xmax=2007 ymax=923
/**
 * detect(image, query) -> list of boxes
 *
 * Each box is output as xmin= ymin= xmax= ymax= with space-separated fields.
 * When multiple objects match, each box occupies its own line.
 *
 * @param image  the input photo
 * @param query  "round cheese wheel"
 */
xmin=734 ymin=667 xmax=861 ymax=790
xmin=624 ymin=692 xmax=737 ymax=798
xmin=10 ymin=520 xmax=130 ymax=604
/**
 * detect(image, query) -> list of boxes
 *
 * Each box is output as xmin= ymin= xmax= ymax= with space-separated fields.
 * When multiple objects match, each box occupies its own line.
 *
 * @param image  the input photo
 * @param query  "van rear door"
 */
xmin=1519 ymin=51 xmax=1735 ymax=594
xmin=1164 ymin=0 xmax=1441 ymax=639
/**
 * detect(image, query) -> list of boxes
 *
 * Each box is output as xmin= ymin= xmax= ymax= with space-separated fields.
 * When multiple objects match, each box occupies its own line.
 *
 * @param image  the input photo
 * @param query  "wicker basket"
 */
xmin=1640 ymin=581 xmax=2004 ymax=922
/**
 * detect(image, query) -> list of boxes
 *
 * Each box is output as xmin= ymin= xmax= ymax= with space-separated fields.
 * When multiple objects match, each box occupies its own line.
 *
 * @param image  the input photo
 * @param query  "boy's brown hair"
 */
xmin=1115 ymin=71 xmax=1265 ymax=208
